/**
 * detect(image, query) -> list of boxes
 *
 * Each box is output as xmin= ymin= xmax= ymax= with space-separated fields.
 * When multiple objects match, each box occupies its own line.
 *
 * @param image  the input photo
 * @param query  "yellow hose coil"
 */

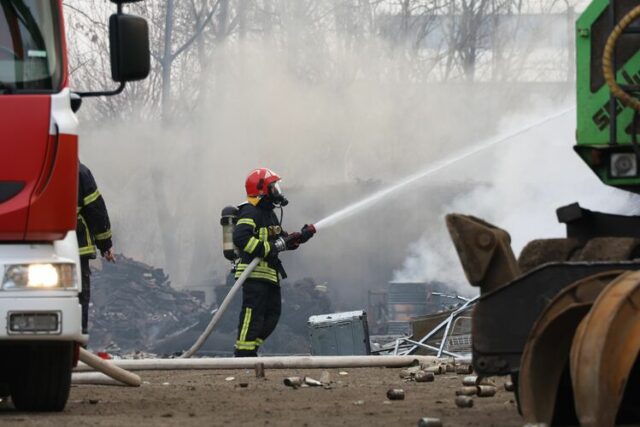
xmin=603 ymin=5 xmax=640 ymax=111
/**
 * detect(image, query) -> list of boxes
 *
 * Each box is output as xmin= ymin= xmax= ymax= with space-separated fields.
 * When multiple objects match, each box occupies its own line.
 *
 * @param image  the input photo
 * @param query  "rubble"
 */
xmin=414 ymin=371 xmax=435 ymax=383
xmin=319 ymin=370 xmax=331 ymax=385
xmin=283 ymin=377 xmax=303 ymax=388
xmin=476 ymin=385 xmax=497 ymax=397
xmin=304 ymin=377 xmax=322 ymax=387
xmin=425 ymin=365 xmax=446 ymax=375
xmin=455 ymin=396 xmax=474 ymax=408
xmin=417 ymin=417 xmax=443 ymax=427
xmin=88 ymin=255 xmax=209 ymax=353
xmin=89 ymin=256 xmax=333 ymax=355
xmin=399 ymin=366 xmax=423 ymax=379
xmin=255 ymin=363 xmax=265 ymax=378
xmin=386 ymin=389 xmax=405 ymax=400
xmin=462 ymin=376 xmax=478 ymax=386
xmin=455 ymin=387 xmax=477 ymax=396
xmin=455 ymin=364 xmax=473 ymax=375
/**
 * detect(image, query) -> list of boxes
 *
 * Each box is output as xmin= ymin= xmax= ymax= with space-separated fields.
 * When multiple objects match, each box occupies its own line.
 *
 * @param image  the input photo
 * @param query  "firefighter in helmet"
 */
xmin=77 ymin=162 xmax=115 ymax=334
xmin=232 ymin=168 xmax=315 ymax=357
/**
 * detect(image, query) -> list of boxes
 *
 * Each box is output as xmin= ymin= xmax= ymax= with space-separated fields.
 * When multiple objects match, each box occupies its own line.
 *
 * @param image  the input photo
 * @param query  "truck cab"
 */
xmin=0 ymin=0 xmax=148 ymax=411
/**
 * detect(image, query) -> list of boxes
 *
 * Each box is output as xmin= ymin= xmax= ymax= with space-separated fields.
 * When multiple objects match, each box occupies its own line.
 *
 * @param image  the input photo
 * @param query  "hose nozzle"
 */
xmin=299 ymin=224 xmax=316 ymax=243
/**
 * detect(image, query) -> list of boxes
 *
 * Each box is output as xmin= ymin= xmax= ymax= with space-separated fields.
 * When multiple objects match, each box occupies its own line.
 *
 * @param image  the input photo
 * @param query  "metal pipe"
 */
xmin=75 ymin=355 xmax=438 ymax=372
xmin=181 ymin=257 xmax=261 ymax=358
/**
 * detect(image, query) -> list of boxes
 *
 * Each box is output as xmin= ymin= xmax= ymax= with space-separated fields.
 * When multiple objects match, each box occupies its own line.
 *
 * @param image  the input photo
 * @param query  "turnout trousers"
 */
xmin=234 ymin=279 xmax=282 ymax=357
xmin=79 ymin=257 xmax=91 ymax=334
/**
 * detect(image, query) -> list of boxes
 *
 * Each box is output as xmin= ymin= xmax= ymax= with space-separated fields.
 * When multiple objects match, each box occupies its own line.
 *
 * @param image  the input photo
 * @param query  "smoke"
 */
xmin=391 ymin=109 xmax=637 ymax=292
xmin=71 ymin=3 xmax=620 ymax=310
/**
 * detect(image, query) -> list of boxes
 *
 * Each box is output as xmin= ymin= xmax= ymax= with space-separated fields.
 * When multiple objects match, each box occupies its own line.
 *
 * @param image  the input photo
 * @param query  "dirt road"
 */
xmin=0 ymin=368 xmax=521 ymax=426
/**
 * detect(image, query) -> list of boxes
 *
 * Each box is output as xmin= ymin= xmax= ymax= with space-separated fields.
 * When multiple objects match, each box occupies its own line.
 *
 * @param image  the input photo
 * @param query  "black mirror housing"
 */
xmin=109 ymin=13 xmax=150 ymax=82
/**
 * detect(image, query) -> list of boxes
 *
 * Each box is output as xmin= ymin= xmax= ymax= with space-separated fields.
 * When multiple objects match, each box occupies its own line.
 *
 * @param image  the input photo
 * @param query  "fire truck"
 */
xmin=0 ymin=0 xmax=148 ymax=411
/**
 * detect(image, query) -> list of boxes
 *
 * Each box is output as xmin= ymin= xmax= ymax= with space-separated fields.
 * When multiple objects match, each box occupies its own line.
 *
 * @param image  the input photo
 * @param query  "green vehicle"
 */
xmin=447 ymin=1 xmax=640 ymax=426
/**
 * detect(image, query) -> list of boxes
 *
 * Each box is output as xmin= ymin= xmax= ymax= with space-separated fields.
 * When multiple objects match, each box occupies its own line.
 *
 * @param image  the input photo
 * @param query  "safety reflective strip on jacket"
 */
xmin=235 ymin=263 xmax=278 ymax=283
xmin=94 ymin=230 xmax=112 ymax=241
xmin=244 ymin=237 xmax=260 ymax=254
xmin=237 ymin=218 xmax=256 ymax=228
xmin=83 ymin=190 xmax=101 ymax=206
xmin=78 ymin=215 xmax=96 ymax=256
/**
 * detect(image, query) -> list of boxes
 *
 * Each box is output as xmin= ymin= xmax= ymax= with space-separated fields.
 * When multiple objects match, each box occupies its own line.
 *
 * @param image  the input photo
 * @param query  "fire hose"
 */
xmin=181 ymin=224 xmax=316 ymax=358
xmin=74 ymin=347 xmax=142 ymax=387
xmin=180 ymin=257 xmax=262 ymax=358
xmin=72 ymin=257 xmax=262 ymax=386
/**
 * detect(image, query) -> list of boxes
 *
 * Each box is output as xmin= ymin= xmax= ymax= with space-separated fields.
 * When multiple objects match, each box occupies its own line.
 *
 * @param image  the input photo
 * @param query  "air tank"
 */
xmin=220 ymin=206 xmax=239 ymax=261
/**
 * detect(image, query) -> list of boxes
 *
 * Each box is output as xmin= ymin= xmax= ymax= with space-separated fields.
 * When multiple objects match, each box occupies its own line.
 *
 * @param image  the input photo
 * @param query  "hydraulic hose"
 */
xmin=180 ymin=257 xmax=262 ymax=358
xmin=603 ymin=5 xmax=640 ymax=111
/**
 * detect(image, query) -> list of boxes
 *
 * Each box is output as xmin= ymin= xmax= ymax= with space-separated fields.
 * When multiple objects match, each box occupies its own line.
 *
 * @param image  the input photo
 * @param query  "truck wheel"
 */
xmin=10 ymin=342 xmax=74 ymax=412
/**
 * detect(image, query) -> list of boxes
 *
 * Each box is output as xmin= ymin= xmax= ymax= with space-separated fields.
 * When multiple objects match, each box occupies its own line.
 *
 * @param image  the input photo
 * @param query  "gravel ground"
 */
xmin=0 ymin=368 xmax=521 ymax=426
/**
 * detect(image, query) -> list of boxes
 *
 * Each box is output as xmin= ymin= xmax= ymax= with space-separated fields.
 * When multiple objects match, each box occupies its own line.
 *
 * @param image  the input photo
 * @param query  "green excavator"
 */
xmin=447 ymin=1 xmax=640 ymax=426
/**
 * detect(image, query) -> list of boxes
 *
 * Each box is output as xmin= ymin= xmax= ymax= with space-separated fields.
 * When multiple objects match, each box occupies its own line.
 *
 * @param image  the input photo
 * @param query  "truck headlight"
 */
xmin=2 ymin=263 xmax=77 ymax=290
xmin=611 ymin=153 xmax=637 ymax=178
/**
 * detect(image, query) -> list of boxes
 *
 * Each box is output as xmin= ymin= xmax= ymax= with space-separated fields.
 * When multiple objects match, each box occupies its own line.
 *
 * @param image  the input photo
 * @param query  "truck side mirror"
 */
xmin=109 ymin=13 xmax=150 ymax=82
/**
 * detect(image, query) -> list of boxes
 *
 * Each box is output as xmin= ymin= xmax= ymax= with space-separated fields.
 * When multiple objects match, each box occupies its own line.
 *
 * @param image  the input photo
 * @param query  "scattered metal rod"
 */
xmin=395 ymin=296 xmax=479 ymax=357
xmin=393 ymin=338 xmax=466 ymax=359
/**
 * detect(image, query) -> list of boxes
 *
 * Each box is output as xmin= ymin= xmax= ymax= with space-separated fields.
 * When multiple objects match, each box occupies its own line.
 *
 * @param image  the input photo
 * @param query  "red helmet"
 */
xmin=245 ymin=168 xmax=282 ymax=198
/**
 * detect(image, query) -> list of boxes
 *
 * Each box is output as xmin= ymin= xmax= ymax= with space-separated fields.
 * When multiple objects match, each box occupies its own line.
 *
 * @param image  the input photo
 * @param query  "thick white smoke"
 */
xmin=392 ymin=108 xmax=636 ymax=292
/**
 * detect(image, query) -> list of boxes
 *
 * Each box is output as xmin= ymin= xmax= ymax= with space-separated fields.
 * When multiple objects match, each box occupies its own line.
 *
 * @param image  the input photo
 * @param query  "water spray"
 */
xmin=313 ymin=107 xmax=575 ymax=231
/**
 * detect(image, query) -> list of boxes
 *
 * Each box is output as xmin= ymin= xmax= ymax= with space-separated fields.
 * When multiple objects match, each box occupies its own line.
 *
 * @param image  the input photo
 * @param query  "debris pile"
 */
xmin=87 ymin=256 xmax=333 ymax=355
xmin=88 ymin=255 xmax=210 ymax=353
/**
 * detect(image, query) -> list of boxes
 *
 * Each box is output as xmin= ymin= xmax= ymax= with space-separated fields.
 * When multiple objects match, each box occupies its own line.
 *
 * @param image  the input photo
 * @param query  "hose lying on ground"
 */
xmin=76 ymin=347 xmax=141 ymax=387
xmin=71 ymin=372 xmax=132 ymax=387
xmin=75 ymin=355 xmax=440 ymax=372
xmin=180 ymin=257 xmax=262 ymax=358
xmin=72 ymin=257 xmax=453 ymax=384
xmin=71 ymin=258 xmax=261 ymax=385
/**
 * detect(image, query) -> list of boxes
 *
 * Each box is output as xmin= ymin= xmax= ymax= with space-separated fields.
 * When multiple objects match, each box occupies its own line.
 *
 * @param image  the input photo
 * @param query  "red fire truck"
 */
xmin=0 ymin=0 xmax=148 ymax=411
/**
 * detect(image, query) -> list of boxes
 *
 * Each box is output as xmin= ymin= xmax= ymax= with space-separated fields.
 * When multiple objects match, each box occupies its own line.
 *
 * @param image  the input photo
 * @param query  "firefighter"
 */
xmin=77 ymin=162 xmax=115 ymax=334
xmin=233 ymin=168 xmax=314 ymax=357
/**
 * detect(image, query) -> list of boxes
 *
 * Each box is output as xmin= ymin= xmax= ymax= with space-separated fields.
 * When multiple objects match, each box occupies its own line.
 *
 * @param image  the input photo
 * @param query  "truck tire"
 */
xmin=10 ymin=341 xmax=74 ymax=412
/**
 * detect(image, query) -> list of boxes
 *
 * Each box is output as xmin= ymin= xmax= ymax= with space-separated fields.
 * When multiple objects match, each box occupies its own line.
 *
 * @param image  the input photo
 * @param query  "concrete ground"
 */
xmin=0 ymin=367 xmax=521 ymax=426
